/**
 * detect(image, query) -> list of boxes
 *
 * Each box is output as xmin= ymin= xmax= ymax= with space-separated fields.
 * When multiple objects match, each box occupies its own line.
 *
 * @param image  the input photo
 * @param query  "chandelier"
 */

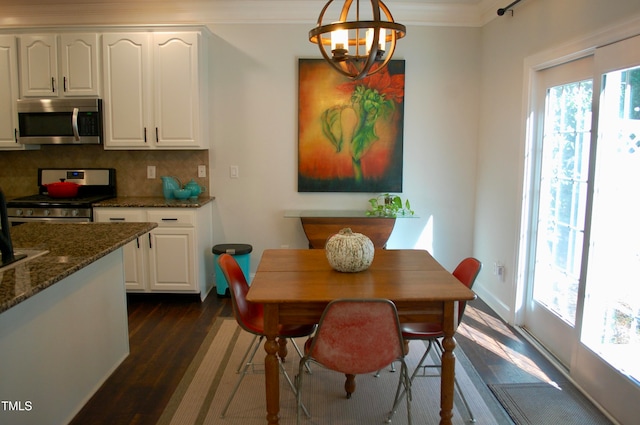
xmin=309 ymin=0 xmax=406 ymax=80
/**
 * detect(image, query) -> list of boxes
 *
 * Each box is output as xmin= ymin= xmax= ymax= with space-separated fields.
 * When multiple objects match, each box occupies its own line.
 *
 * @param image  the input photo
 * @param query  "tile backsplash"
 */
xmin=0 ymin=145 xmax=209 ymax=197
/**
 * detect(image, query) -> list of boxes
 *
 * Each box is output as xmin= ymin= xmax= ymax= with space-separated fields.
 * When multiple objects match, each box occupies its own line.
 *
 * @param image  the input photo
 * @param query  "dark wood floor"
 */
xmin=456 ymin=299 xmax=567 ymax=386
xmin=69 ymin=293 xmax=569 ymax=424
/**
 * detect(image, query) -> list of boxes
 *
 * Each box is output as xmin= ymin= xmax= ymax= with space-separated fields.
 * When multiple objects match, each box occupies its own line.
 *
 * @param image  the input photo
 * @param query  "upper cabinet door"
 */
xmin=19 ymin=35 xmax=58 ymax=97
xmin=153 ymin=32 xmax=200 ymax=147
xmin=19 ymin=33 xmax=99 ymax=98
xmin=103 ymin=30 xmax=208 ymax=150
xmin=102 ymin=33 xmax=153 ymax=148
xmin=0 ymin=35 xmax=22 ymax=150
xmin=60 ymin=34 xmax=100 ymax=97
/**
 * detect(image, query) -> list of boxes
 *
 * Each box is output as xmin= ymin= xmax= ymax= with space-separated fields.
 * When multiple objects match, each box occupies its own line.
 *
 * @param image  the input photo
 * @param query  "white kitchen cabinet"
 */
xmin=0 ymin=35 xmax=25 ymax=150
xmin=93 ymin=209 xmax=147 ymax=290
xmin=18 ymin=33 xmax=99 ymax=98
xmin=93 ymin=204 xmax=213 ymax=298
xmin=101 ymin=33 xmax=150 ymax=148
xmin=102 ymin=31 xmax=208 ymax=150
xmin=146 ymin=209 xmax=197 ymax=292
xmin=147 ymin=226 xmax=195 ymax=291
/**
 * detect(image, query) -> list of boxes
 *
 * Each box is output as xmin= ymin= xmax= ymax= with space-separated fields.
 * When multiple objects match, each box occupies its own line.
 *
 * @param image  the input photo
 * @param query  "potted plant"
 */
xmin=366 ymin=193 xmax=414 ymax=217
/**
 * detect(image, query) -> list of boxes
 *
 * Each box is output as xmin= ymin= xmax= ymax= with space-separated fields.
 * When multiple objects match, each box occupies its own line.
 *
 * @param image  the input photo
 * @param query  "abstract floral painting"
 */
xmin=298 ymin=59 xmax=405 ymax=192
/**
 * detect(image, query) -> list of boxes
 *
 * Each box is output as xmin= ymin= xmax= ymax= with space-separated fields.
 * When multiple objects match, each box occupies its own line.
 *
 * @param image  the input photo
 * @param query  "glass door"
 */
xmin=524 ymin=56 xmax=593 ymax=366
xmin=571 ymin=36 xmax=640 ymax=424
xmin=522 ymin=34 xmax=640 ymax=424
xmin=581 ymin=63 xmax=640 ymax=383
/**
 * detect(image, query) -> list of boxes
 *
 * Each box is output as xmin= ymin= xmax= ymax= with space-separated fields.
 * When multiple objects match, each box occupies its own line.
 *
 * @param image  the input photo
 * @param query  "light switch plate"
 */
xmin=198 ymin=165 xmax=207 ymax=178
xmin=147 ymin=165 xmax=156 ymax=179
xmin=230 ymin=165 xmax=239 ymax=179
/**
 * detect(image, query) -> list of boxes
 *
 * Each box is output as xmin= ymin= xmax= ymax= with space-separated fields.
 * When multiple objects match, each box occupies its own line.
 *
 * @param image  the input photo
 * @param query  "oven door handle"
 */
xmin=72 ymin=108 xmax=80 ymax=141
xmin=9 ymin=217 xmax=91 ymax=224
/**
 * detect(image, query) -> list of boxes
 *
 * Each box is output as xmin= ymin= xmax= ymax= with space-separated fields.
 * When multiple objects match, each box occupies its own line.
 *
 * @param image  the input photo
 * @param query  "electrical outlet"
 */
xmin=147 ymin=165 xmax=156 ymax=179
xmin=198 ymin=165 xmax=207 ymax=178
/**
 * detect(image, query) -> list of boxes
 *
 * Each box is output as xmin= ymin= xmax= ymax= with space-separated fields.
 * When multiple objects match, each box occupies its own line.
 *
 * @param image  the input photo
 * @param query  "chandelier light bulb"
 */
xmin=331 ymin=29 xmax=349 ymax=57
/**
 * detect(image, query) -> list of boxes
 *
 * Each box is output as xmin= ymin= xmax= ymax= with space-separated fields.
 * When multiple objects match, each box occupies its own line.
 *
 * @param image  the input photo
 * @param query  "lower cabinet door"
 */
xmin=147 ymin=227 xmax=196 ymax=291
xmin=123 ymin=236 xmax=147 ymax=291
xmin=93 ymin=208 xmax=148 ymax=291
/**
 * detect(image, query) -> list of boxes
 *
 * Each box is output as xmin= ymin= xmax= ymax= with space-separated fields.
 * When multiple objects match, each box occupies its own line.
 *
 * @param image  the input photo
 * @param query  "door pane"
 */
xmin=582 ymin=65 xmax=640 ymax=383
xmin=532 ymin=79 xmax=593 ymax=326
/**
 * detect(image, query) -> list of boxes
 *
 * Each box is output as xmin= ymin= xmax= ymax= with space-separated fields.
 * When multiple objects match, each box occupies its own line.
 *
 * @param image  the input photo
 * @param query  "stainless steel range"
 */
xmin=7 ymin=168 xmax=116 ymax=224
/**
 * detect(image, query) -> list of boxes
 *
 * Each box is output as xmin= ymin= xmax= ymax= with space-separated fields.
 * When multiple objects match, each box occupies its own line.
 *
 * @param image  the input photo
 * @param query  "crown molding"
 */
xmin=0 ymin=1 xmax=504 ymax=29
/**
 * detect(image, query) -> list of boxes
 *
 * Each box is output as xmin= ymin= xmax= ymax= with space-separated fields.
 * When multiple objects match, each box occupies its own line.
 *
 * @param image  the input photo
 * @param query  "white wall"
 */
xmin=207 ymin=23 xmax=481 ymax=274
xmin=474 ymin=0 xmax=640 ymax=321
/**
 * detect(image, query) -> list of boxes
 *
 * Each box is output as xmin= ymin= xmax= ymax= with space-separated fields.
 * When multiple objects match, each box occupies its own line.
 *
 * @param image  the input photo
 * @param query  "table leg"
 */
xmin=439 ymin=301 xmax=457 ymax=425
xmin=263 ymin=305 xmax=280 ymax=425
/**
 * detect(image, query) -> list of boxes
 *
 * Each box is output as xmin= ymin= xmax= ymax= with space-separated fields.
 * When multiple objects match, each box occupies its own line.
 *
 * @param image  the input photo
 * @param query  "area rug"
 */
xmin=157 ymin=318 xmax=512 ymax=425
xmin=489 ymin=382 xmax=613 ymax=425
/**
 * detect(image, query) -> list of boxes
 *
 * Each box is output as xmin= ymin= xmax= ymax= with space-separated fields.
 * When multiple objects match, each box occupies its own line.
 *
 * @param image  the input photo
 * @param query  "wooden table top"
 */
xmin=247 ymin=249 xmax=475 ymax=304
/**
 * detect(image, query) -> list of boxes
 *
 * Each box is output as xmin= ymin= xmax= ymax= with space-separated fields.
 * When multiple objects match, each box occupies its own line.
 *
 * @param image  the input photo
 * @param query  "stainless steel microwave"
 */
xmin=17 ymin=98 xmax=103 ymax=145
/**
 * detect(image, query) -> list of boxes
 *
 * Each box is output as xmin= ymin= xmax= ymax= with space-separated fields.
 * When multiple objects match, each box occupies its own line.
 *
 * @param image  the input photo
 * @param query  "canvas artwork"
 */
xmin=298 ymin=59 xmax=405 ymax=192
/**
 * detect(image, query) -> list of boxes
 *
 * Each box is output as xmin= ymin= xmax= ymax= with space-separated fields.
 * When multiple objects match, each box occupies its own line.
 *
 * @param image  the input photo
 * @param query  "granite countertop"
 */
xmin=0 ymin=222 xmax=157 ymax=314
xmin=93 ymin=196 xmax=215 ymax=208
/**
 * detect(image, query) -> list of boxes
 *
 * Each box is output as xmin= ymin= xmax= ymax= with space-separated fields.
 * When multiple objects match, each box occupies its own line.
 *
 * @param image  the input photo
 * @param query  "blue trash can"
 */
xmin=212 ymin=243 xmax=252 ymax=297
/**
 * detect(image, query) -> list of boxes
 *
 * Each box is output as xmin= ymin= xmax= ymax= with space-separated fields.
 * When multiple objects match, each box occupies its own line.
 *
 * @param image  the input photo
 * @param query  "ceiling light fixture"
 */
xmin=309 ymin=0 xmax=406 ymax=80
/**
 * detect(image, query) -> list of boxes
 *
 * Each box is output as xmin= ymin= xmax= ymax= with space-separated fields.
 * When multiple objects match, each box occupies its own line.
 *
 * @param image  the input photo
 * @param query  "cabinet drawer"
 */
xmin=147 ymin=209 xmax=195 ymax=227
xmin=94 ymin=208 xmax=146 ymax=222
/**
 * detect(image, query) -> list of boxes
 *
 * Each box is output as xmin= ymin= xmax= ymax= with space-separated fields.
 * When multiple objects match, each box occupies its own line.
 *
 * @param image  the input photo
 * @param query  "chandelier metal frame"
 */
xmin=309 ymin=0 xmax=406 ymax=80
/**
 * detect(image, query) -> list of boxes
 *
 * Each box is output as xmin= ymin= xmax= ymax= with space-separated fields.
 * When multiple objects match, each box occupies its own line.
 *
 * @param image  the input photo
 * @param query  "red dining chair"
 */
xmin=387 ymin=257 xmax=481 ymax=423
xmin=296 ymin=299 xmax=412 ymax=425
xmin=217 ymin=253 xmax=317 ymax=418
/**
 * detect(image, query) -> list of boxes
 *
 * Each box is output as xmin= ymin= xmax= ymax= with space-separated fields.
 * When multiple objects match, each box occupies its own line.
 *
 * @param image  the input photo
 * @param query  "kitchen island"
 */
xmin=0 ymin=222 xmax=156 ymax=425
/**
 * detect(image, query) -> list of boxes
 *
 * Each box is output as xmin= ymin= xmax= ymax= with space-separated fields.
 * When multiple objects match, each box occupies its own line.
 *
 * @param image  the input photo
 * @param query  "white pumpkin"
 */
xmin=325 ymin=228 xmax=375 ymax=272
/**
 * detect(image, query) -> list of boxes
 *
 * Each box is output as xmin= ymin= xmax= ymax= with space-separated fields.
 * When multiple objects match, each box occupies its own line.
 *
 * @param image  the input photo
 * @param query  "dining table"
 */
xmin=246 ymin=248 xmax=476 ymax=425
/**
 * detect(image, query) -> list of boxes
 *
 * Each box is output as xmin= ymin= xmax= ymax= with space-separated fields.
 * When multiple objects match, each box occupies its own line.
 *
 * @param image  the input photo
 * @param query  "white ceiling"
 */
xmin=0 ymin=0 xmax=508 ymax=28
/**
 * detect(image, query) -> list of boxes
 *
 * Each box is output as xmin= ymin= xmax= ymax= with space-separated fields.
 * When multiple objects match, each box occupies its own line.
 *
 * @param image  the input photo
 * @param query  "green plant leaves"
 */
xmin=365 ymin=193 xmax=414 ymax=217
